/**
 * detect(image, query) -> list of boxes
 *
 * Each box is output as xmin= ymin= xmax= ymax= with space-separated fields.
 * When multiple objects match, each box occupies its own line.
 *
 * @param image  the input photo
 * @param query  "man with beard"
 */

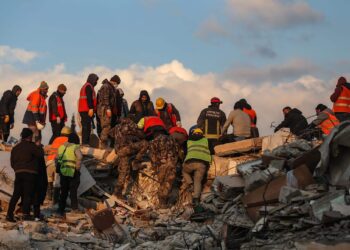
xmin=129 ymin=90 xmax=155 ymax=123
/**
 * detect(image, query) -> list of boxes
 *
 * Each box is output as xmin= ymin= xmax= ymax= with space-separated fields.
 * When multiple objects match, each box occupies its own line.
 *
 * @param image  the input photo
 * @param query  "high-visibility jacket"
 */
xmin=26 ymin=89 xmax=47 ymax=121
xmin=57 ymin=143 xmax=79 ymax=177
xmin=78 ymin=82 xmax=97 ymax=112
xmin=318 ymin=111 xmax=340 ymax=135
xmin=144 ymin=116 xmax=166 ymax=132
xmin=47 ymin=136 xmax=68 ymax=161
xmin=155 ymin=103 xmax=177 ymax=127
xmin=333 ymin=87 xmax=350 ymax=113
xmin=50 ymin=94 xmax=67 ymax=122
xmin=185 ymin=138 xmax=212 ymax=163
xmin=243 ymin=108 xmax=257 ymax=128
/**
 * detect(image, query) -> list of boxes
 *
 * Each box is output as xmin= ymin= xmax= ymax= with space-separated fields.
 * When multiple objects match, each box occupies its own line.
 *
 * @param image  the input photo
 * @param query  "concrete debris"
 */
xmin=214 ymin=137 xmax=263 ymax=156
xmin=278 ymin=185 xmax=302 ymax=204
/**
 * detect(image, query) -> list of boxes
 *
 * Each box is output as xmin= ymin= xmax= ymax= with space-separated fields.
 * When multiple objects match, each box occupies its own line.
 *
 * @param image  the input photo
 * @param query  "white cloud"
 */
xmin=226 ymin=0 xmax=323 ymax=29
xmin=0 ymin=59 xmax=337 ymax=144
xmin=0 ymin=45 xmax=39 ymax=63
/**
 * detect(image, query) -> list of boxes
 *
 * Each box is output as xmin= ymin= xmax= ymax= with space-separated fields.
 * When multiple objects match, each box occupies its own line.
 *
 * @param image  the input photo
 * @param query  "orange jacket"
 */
xmin=155 ymin=103 xmax=178 ymax=127
xmin=243 ymin=108 xmax=257 ymax=127
xmin=50 ymin=94 xmax=67 ymax=122
xmin=144 ymin=116 xmax=166 ymax=132
xmin=26 ymin=89 xmax=47 ymax=122
xmin=319 ymin=111 xmax=340 ymax=135
xmin=333 ymin=87 xmax=350 ymax=113
xmin=47 ymin=136 xmax=68 ymax=161
xmin=78 ymin=82 xmax=97 ymax=112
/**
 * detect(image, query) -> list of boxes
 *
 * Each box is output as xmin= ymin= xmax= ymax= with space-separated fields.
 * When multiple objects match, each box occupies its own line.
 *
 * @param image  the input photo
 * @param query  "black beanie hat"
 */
xmin=21 ymin=128 xmax=33 ymax=139
xmin=110 ymin=75 xmax=121 ymax=84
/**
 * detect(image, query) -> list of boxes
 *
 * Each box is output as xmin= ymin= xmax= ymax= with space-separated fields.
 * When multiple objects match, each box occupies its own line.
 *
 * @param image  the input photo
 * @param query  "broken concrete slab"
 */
xmin=214 ymin=137 xmax=263 ymax=156
xmin=262 ymin=128 xmax=296 ymax=152
xmin=0 ymin=151 xmax=14 ymax=202
xmin=77 ymin=164 xmax=96 ymax=196
xmin=310 ymin=190 xmax=346 ymax=221
xmin=212 ymin=175 xmax=245 ymax=200
xmin=278 ymin=186 xmax=302 ymax=204
xmin=244 ymin=166 xmax=282 ymax=192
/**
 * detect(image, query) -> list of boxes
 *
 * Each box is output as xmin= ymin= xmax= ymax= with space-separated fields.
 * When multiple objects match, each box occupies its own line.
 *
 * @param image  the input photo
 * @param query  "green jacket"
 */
xmin=57 ymin=143 xmax=80 ymax=177
xmin=185 ymin=138 xmax=211 ymax=163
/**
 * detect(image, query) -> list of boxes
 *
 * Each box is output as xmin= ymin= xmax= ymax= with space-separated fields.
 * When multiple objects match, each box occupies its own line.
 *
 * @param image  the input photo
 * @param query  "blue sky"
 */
xmin=1 ymin=0 xmax=350 ymax=141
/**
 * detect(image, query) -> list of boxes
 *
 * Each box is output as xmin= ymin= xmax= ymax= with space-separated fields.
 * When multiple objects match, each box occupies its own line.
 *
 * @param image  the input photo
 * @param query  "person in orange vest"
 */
xmin=22 ymin=81 xmax=49 ymax=143
xmin=309 ymin=104 xmax=340 ymax=138
xmin=48 ymin=84 xmax=67 ymax=144
xmin=78 ymin=73 xmax=99 ymax=145
xmin=239 ymin=99 xmax=259 ymax=138
xmin=137 ymin=116 xmax=167 ymax=140
xmin=46 ymin=126 xmax=71 ymax=203
xmin=155 ymin=97 xmax=181 ymax=131
xmin=330 ymin=76 xmax=350 ymax=122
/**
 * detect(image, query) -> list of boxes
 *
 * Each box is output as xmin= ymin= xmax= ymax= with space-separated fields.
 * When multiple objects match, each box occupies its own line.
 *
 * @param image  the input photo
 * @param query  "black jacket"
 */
xmin=197 ymin=105 xmax=226 ymax=137
xmin=11 ymin=140 xmax=43 ymax=174
xmin=0 ymin=86 xmax=20 ymax=124
xmin=275 ymin=108 xmax=308 ymax=136
xmin=48 ymin=91 xmax=67 ymax=121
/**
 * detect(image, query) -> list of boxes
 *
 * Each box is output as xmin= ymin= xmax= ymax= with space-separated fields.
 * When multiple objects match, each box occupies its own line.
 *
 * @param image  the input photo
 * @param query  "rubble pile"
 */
xmin=0 ymin=125 xmax=350 ymax=249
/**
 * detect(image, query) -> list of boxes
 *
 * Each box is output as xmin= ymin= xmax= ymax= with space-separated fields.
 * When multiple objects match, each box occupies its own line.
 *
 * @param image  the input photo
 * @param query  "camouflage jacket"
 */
xmin=149 ymin=134 xmax=179 ymax=167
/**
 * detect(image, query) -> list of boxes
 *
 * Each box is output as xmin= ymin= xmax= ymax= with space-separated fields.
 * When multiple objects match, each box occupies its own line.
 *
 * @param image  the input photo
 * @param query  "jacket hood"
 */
xmin=12 ymin=85 xmax=22 ymax=94
xmin=290 ymin=108 xmax=302 ymax=115
xmin=139 ymin=90 xmax=150 ymax=102
xmin=87 ymin=73 xmax=99 ymax=86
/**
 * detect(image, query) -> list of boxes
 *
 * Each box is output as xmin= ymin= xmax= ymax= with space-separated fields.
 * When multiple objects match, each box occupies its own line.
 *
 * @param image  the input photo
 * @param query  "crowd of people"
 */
xmin=1 ymin=74 xmax=349 ymax=222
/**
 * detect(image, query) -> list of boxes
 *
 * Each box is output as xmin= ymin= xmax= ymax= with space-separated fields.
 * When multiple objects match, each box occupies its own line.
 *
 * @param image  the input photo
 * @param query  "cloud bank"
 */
xmin=0 ymin=45 xmax=39 ymax=63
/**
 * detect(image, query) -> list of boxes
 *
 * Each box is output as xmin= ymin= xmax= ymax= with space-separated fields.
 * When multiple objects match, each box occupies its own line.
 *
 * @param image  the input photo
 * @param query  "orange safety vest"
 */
xmin=318 ymin=111 xmax=340 ymax=135
xmin=47 ymin=136 xmax=68 ymax=161
xmin=26 ymin=89 xmax=47 ymax=121
xmin=144 ymin=116 xmax=166 ymax=132
xmin=333 ymin=87 xmax=350 ymax=113
xmin=78 ymin=82 xmax=97 ymax=112
xmin=50 ymin=94 xmax=67 ymax=122
xmin=169 ymin=126 xmax=188 ymax=138
xmin=243 ymin=108 xmax=257 ymax=128
xmin=155 ymin=103 xmax=177 ymax=127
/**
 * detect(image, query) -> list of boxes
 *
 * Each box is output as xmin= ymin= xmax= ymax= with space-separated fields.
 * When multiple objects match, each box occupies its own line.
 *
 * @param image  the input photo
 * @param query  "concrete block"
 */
xmin=278 ymin=186 xmax=302 ymax=204
xmin=214 ymin=137 xmax=263 ymax=156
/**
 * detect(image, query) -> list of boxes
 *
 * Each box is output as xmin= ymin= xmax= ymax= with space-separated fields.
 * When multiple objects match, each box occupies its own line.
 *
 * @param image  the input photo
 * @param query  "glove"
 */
xmin=106 ymin=109 xmax=112 ymax=118
xmin=36 ymin=121 xmax=45 ymax=130
xmin=10 ymin=123 xmax=14 ymax=129
xmin=88 ymin=109 xmax=94 ymax=117
xmin=176 ymin=121 xmax=182 ymax=127
xmin=4 ymin=115 xmax=10 ymax=124
xmin=56 ymin=117 xmax=61 ymax=124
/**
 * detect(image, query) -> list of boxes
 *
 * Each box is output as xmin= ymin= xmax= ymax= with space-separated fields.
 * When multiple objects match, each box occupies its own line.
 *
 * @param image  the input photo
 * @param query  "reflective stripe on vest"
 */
xmin=47 ymin=136 xmax=68 ymax=161
xmin=204 ymin=119 xmax=220 ymax=139
xmin=155 ymin=103 xmax=177 ymax=127
xmin=144 ymin=116 xmax=166 ymax=132
xmin=333 ymin=87 xmax=350 ymax=113
xmin=319 ymin=111 xmax=340 ymax=135
xmin=185 ymin=138 xmax=212 ymax=163
xmin=78 ymin=82 xmax=97 ymax=112
xmin=26 ymin=89 xmax=47 ymax=117
xmin=243 ymin=108 xmax=257 ymax=128
xmin=57 ymin=144 xmax=79 ymax=177
xmin=50 ymin=94 xmax=66 ymax=121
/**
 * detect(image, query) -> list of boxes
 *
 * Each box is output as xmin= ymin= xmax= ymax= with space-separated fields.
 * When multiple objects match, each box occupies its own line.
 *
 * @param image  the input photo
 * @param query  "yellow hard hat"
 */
xmin=61 ymin=126 xmax=72 ymax=135
xmin=193 ymin=128 xmax=203 ymax=135
xmin=155 ymin=98 xmax=165 ymax=110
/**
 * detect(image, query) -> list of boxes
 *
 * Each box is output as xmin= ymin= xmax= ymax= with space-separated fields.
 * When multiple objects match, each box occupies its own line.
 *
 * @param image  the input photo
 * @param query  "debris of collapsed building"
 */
xmin=0 ymin=126 xmax=349 ymax=249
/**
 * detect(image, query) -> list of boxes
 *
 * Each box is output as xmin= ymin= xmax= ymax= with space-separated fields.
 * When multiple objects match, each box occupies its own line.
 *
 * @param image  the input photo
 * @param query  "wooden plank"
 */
xmin=214 ymin=137 xmax=263 ymax=156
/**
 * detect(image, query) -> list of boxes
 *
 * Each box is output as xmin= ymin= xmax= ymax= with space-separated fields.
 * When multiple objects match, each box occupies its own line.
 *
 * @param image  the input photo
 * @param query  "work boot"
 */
xmin=6 ymin=215 xmax=16 ymax=223
xmin=53 ymin=187 xmax=60 ymax=205
xmin=47 ymin=182 xmax=53 ymax=201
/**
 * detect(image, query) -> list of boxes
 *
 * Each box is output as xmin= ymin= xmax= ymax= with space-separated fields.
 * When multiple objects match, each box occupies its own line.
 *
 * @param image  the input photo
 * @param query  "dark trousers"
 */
xmin=0 ymin=118 xmax=10 ymax=142
xmin=335 ymin=112 xmax=350 ymax=122
xmin=7 ymin=172 xmax=37 ymax=217
xmin=80 ymin=112 xmax=92 ymax=145
xmin=208 ymin=138 xmax=220 ymax=155
xmin=49 ymin=120 xmax=65 ymax=144
xmin=59 ymin=171 xmax=80 ymax=212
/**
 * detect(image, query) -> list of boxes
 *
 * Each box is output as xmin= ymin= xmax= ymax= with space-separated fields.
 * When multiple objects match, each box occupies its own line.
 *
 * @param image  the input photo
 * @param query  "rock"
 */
xmin=278 ymin=186 xmax=302 ymax=204
xmin=0 ymin=229 xmax=30 ymax=249
xmin=212 ymin=174 xmax=245 ymax=200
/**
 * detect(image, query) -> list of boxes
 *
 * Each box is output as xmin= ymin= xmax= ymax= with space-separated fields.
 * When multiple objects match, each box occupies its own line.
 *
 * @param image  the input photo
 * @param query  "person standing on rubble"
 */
xmin=48 ymin=84 xmax=68 ymax=144
xmin=221 ymin=101 xmax=251 ymax=141
xmin=239 ymin=99 xmax=259 ymax=138
xmin=0 ymin=85 xmax=22 ymax=142
xmin=118 ymin=88 xmax=129 ymax=118
xmin=78 ymin=73 xmax=99 ymax=145
xmin=308 ymin=104 xmax=340 ymax=138
xmin=46 ymin=126 xmax=72 ymax=204
xmin=129 ymin=90 xmax=155 ymax=123
xmin=274 ymin=106 xmax=308 ymax=136
xmin=197 ymin=97 xmax=226 ymax=154
xmin=182 ymin=128 xmax=211 ymax=207
xmin=154 ymin=97 xmax=182 ymax=130
xmin=57 ymin=132 xmax=82 ymax=215
xmin=109 ymin=118 xmax=148 ymax=198
xmin=7 ymin=128 xmax=44 ymax=222
xmin=97 ymin=78 xmax=118 ymax=149
xmin=23 ymin=81 xmax=49 ymax=143
xmin=330 ymin=76 xmax=350 ymax=122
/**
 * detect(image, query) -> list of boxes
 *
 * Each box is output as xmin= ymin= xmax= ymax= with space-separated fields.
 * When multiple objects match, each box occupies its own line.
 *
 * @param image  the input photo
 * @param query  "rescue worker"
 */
xmin=137 ymin=116 xmax=167 ymax=140
xmin=48 ymin=84 xmax=67 ymax=144
xmin=109 ymin=118 xmax=148 ymax=198
xmin=330 ymin=76 xmax=350 ymax=122
xmin=182 ymin=128 xmax=211 ymax=206
xmin=309 ymin=104 xmax=340 ymax=138
xmin=7 ymin=128 xmax=43 ymax=222
xmin=274 ymin=107 xmax=308 ymax=136
xmin=239 ymin=99 xmax=259 ymax=138
xmin=109 ymin=75 xmax=123 ymax=127
xmin=155 ymin=97 xmax=181 ymax=130
xmin=78 ymin=73 xmax=99 ymax=145
xmin=46 ymin=126 xmax=71 ymax=203
xmin=0 ymin=85 xmax=22 ymax=142
xmin=149 ymin=133 xmax=179 ymax=207
xmin=118 ymin=88 xmax=129 ymax=118
xmin=97 ymin=79 xmax=117 ymax=148
xmin=57 ymin=132 xmax=82 ymax=215
xmin=221 ymin=101 xmax=251 ymax=141
xmin=129 ymin=90 xmax=155 ymax=123
xmin=23 ymin=81 xmax=49 ymax=143
xmin=197 ymin=97 xmax=226 ymax=154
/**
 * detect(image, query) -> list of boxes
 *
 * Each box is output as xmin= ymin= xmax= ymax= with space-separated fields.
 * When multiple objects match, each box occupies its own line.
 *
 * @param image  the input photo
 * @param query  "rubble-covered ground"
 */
xmin=0 ymin=127 xmax=350 ymax=249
